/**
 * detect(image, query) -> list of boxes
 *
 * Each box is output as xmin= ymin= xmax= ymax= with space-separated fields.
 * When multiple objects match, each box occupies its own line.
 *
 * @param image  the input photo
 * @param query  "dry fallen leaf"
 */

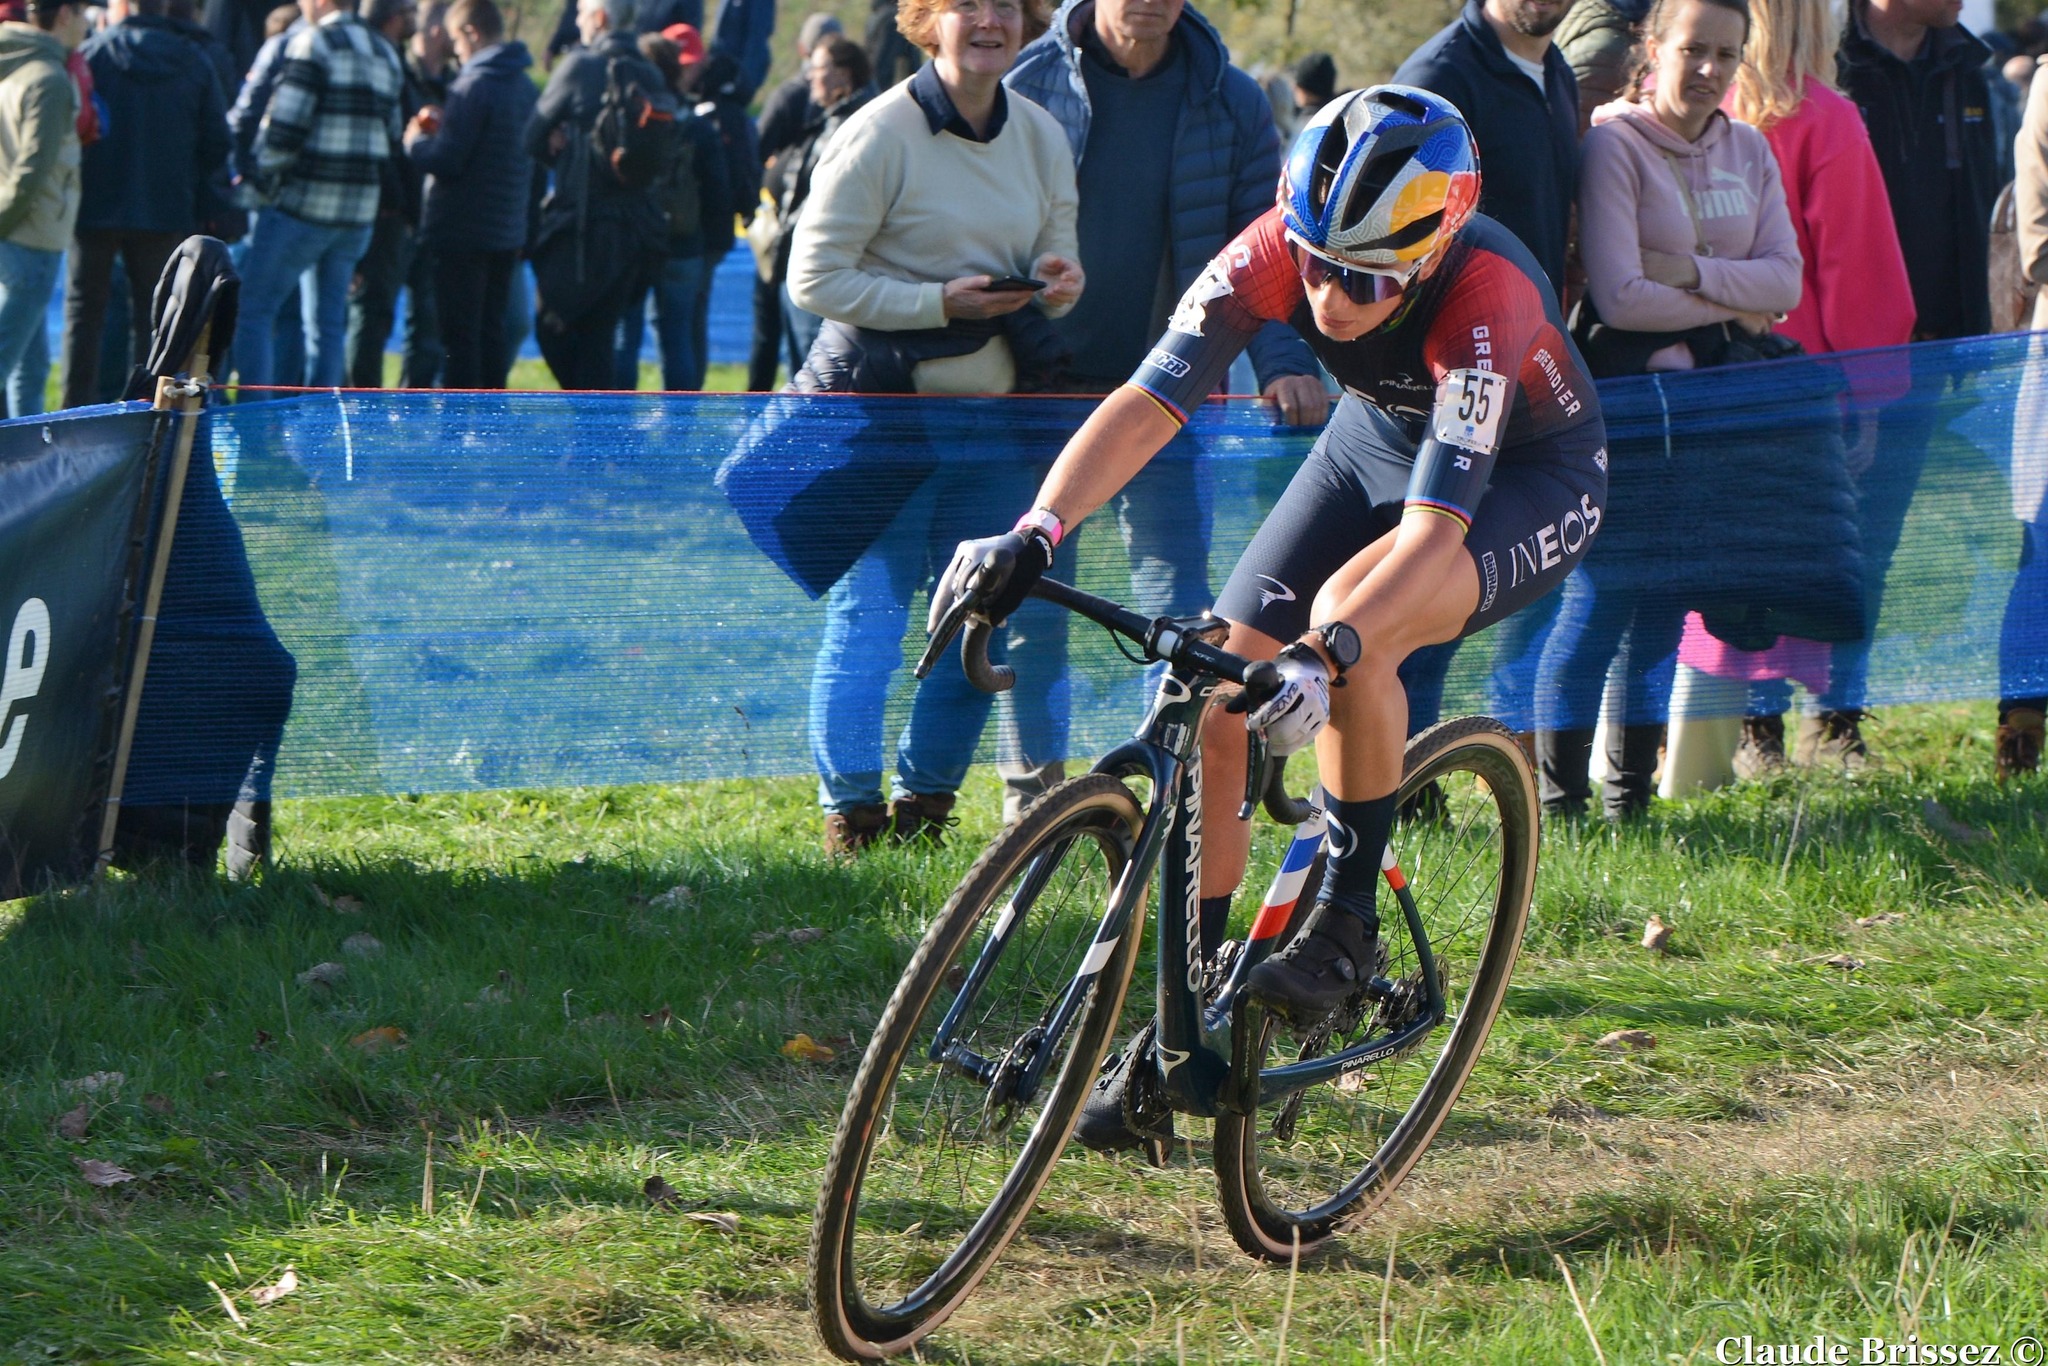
xmin=142 ymin=1093 xmax=175 ymax=1116
xmin=296 ymin=962 xmax=346 ymax=989
xmin=249 ymin=1267 xmax=298 ymax=1307
xmin=1921 ymin=799 xmax=1990 ymax=845
xmin=685 ymin=1211 xmax=740 ymax=1234
xmin=203 ymin=1071 xmax=229 ymax=1088
xmin=66 ymin=1070 xmax=124 ymax=1095
xmin=340 ymin=933 xmax=384 ymax=959
xmin=55 ymin=1102 xmax=90 ymax=1141
xmin=348 ymin=1026 xmax=408 ymax=1053
xmin=207 ymin=1280 xmax=246 ymax=1329
xmin=1640 ymin=914 xmax=1672 ymax=952
xmin=1595 ymin=1029 xmax=1657 ymax=1051
xmin=1854 ymin=912 xmax=1907 ymax=929
xmin=1823 ymin=954 xmax=1864 ymax=972
xmin=75 ymin=1157 xmax=136 ymax=1187
xmin=781 ymin=1033 xmax=836 ymax=1063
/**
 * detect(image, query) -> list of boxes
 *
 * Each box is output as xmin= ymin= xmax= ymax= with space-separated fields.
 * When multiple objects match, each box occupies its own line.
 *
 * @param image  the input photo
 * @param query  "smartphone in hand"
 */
xmin=982 ymin=275 xmax=1048 ymax=293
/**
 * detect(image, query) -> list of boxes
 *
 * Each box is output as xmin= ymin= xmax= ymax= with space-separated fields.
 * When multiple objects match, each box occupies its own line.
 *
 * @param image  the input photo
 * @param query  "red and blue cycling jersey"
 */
xmin=1128 ymin=208 xmax=1602 ymax=528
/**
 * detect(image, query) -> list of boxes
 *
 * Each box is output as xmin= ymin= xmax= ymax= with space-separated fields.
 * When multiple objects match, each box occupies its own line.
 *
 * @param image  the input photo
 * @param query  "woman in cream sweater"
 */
xmin=785 ymin=0 xmax=1083 ymax=857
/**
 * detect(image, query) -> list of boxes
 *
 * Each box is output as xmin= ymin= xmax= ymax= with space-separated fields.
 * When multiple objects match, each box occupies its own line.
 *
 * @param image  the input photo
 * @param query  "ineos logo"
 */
xmin=0 ymin=597 xmax=50 ymax=781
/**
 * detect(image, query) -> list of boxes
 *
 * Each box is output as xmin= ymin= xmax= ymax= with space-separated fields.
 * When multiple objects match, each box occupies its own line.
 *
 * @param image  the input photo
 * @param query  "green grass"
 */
xmin=3 ymin=703 xmax=2046 ymax=1363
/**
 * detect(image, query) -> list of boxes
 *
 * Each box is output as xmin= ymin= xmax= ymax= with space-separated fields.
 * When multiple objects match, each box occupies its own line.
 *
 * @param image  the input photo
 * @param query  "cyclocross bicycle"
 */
xmin=809 ymin=551 xmax=1540 ymax=1361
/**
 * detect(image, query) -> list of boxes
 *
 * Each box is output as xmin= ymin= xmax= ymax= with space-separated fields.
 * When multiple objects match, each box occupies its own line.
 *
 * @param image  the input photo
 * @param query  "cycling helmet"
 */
xmin=1279 ymin=85 xmax=1480 ymax=283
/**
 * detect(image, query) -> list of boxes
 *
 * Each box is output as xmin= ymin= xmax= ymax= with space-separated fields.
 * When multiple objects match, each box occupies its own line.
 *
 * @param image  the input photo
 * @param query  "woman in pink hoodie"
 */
xmin=1671 ymin=0 xmax=1917 ymax=778
xmin=1534 ymin=0 xmax=1803 ymax=818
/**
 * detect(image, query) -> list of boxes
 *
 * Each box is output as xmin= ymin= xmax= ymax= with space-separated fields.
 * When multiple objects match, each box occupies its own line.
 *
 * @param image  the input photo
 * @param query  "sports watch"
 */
xmin=1310 ymin=621 xmax=1360 ymax=679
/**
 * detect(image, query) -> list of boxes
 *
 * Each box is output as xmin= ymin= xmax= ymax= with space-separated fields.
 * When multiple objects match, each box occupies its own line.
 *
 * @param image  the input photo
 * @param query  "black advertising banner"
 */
xmin=0 ymin=408 xmax=161 ymax=898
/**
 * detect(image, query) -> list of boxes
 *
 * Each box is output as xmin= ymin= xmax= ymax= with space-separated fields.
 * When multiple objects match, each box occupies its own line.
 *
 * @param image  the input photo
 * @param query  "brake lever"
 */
xmin=915 ymin=591 xmax=976 ymax=680
xmin=1238 ymin=726 xmax=1270 ymax=821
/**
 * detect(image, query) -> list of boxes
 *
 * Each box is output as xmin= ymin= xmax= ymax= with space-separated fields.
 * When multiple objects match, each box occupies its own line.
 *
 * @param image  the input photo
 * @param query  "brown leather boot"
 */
xmin=1996 ymin=707 xmax=2044 ymax=783
xmin=823 ymin=803 xmax=889 ymax=860
xmin=1732 ymin=715 xmax=1788 ymax=781
xmin=1796 ymin=709 xmax=1868 ymax=770
xmin=888 ymin=790 xmax=958 ymax=845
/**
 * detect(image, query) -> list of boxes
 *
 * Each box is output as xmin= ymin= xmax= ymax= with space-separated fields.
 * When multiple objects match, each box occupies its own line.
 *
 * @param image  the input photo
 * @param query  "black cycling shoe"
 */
xmin=1073 ymin=1020 xmax=1175 ymax=1159
xmin=1244 ymin=900 xmax=1380 ymax=1027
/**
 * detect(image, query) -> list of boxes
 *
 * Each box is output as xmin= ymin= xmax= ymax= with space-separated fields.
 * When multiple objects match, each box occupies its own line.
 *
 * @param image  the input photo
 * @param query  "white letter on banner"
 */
xmin=0 ymin=597 xmax=51 ymax=780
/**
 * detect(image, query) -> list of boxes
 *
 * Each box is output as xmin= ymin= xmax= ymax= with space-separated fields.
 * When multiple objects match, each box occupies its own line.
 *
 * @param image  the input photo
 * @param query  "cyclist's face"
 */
xmin=1303 ymin=274 xmax=1407 ymax=340
xmin=1289 ymin=243 xmax=1410 ymax=339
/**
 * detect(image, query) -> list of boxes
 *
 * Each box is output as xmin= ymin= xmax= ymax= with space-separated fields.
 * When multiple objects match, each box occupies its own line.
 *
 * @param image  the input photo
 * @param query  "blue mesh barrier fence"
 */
xmin=182 ymin=331 xmax=2045 ymax=799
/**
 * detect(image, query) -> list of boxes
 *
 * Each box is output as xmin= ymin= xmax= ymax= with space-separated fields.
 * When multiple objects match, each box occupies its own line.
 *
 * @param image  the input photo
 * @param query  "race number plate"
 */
xmin=1433 ymin=368 xmax=1510 ymax=455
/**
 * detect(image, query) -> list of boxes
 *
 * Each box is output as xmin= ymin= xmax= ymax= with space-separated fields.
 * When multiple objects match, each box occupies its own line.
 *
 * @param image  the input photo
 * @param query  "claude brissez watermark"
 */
xmin=1715 ymin=1335 xmax=2044 ymax=1365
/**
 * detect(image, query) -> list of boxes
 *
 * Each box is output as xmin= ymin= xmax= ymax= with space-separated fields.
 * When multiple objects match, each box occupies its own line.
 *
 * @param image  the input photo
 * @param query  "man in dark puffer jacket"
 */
xmin=406 ymin=0 xmax=536 ymax=387
xmin=1002 ymin=0 xmax=1325 ymax=817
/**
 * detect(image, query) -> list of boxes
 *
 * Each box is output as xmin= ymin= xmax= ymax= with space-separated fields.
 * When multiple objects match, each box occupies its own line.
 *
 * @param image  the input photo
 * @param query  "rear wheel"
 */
xmin=810 ymin=773 xmax=1147 ymax=1360
xmin=1214 ymin=716 xmax=1537 ymax=1261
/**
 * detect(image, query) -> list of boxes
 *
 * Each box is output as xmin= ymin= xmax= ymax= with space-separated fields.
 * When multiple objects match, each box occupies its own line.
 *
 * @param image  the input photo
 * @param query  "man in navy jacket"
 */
xmin=406 ymin=0 xmax=536 ymax=388
xmin=1002 ymin=0 xmax=1326 ymax=816
xmin=1393 ymin=0 xmax=1580 ymax=306
xmin=64 ymin=0 xmax=229 ymax=408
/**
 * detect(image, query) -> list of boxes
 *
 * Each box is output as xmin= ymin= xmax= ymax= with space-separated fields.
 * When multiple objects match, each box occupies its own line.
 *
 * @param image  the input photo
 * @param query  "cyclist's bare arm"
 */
xmin=1031 ymin=387 xmax=1184 ymax=530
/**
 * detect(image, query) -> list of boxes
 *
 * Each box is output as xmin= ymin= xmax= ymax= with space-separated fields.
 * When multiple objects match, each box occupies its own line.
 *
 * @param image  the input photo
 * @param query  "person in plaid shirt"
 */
xmin=231 ymin=0 xmax=401 ymax=394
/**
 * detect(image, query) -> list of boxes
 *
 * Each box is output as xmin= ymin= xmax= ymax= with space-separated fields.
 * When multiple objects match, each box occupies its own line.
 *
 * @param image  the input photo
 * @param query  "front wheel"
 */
xmin=1214 ymin=716 xmax=1537 ymax=1261
xmin=810 ymin=773 xmax=1147 ymax=1360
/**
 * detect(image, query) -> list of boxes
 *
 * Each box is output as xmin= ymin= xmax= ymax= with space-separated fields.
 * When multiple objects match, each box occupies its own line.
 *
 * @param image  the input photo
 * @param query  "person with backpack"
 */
xmin=404 ymin=0 xmax=535 ymax=388
xmin=764 ymin=35 xmax=873 ymax=378
xmin=612 ymin=27 xmax=725 ymax=389
xmin=524 ymin=0 xmax=672 ymax=390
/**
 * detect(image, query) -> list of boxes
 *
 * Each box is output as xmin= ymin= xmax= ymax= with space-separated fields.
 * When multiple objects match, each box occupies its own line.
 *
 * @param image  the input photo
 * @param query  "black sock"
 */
xmin=1199 ymin=894 xmax=1233 ymax=960
xmin=1317 ymin=791 xmax=1399 ymax=937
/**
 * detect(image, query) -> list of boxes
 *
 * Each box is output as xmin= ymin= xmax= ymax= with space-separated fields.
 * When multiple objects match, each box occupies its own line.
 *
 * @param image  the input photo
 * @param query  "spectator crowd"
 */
xmin=0 ymin=0 xmax=2041 ymax=852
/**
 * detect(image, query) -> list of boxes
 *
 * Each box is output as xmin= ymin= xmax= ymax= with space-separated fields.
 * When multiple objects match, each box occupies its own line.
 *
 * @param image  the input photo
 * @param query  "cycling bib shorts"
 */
xmin=1214 ymin=395 xmax=1609 ymax=642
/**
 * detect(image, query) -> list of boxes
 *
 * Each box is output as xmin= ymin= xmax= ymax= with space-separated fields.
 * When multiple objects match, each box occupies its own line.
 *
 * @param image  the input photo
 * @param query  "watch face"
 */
xmin=1320 ymin=622 xmax=1361 ymax=670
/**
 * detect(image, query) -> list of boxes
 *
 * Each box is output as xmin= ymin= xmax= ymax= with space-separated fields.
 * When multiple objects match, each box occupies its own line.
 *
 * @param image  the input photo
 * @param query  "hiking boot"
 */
xmin=1996 ymin=707 xmax=2044 ymax=782
xmin=998 ymin=759 xmax=1065 ymax=827
xmin=1731 ymin=714 xmax=1788 ymax=782
xmin=1797 ymin=709 xmax=1868 ymax=771
xmin=887 ymin=791 xmax=959 ymax=845
xmin=823 ymin=803 xmax=889 ymax=860
xmin=1073 ymin=1019 xmax=1175 ymax=1157
xmin=1244 ymin=900 xmax=1380 ymax=1028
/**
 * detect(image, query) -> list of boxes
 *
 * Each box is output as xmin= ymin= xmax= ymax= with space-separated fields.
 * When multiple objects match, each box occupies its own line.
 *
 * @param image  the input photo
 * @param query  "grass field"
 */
xmin=2 ymin=702 xmax=2045 ymax=1364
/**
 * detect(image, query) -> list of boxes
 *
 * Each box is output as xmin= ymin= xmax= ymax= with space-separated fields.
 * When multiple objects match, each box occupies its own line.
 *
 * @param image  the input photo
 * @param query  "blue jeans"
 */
xmin=810 ymin=450 xmax=1038 ymax=812
xmin=0 ymin=240 xmax=60 ymax=417
xmin=233 ymin=209 xmax=373 ymax=393
xmin=616 ymin=254 xmax=709 ymax=390
xmin=781 ymin=282 xmax=822 ymax=377
xmin=2002 ymin=521 xmax=2048 ymax=709
xmin=1533 ymin=556 xmax=1683 ymax=734
xmin=1814 ymin=349 xmax=1943 ymax=712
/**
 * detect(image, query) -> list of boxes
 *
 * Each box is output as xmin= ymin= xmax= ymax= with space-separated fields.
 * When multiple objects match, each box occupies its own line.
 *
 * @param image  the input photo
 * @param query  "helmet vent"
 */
xmin=1376 ymin=89 xmax=1431 ymax=120
xmin=1310 ymin=121 xmax=1351 ymax=217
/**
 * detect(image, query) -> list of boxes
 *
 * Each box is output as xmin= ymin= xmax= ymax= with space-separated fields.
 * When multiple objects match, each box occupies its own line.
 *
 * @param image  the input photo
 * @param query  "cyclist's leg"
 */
xmin=1251 ymin=438 xmax=1608 ymax=1019
xmin=1198 ymin=398 xmax=1410 ymax=908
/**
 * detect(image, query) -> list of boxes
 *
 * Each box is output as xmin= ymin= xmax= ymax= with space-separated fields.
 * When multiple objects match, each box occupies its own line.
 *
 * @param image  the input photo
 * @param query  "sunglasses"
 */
xmin=1288 ymin=239 xmax=1411 ymax=305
